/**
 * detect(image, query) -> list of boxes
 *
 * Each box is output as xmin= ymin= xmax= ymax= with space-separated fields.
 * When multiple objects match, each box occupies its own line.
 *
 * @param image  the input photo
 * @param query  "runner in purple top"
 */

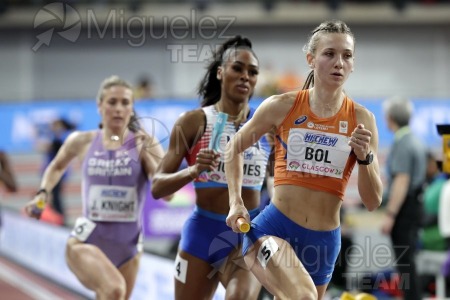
xmin=25 ymin=75 xmax=167 ymax=300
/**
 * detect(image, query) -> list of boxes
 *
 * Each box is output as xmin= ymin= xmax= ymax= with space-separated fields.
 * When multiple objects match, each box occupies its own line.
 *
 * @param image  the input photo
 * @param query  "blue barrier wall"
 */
xmin=1 ymin=98 xmax=449 ymax=152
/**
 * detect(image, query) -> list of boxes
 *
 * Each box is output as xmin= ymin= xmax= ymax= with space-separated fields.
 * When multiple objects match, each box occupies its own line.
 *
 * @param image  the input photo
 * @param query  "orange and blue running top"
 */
xmin=274 ymin=89 xmax=358 ymax=200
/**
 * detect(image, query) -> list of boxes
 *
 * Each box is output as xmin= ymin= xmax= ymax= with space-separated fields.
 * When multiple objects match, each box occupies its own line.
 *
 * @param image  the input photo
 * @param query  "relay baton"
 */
xmin=198 ymin=112 xmax=228 ymax=181
xmin=31 ymin=197 xmax=46 ymax=218
xmin=237 ymin=217 xmax=250 ymax=233
xmin=208 ymin=112 xmax=228 ymax=150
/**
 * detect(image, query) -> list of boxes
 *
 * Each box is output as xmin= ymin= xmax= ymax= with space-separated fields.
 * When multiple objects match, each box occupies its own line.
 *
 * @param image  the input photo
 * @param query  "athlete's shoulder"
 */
xmin=62 ymin=130 xmax=96 ymax=157
xmin=353 ymin=101 xmax=375 ymax=124
xmin=171 ymin=108 xmax=207 ymax=141
xmin=177 ymin=108 xmax=205 ymax=125
xmin=260 ymin=91 xmax=298 ymax=115
xmin=66 ymin=130 xmax=96 ymax=145
xmin=265 ymin=91 xmax=298 ymax=105
xmin=254 ymin=92 xmax=300 ymax=129
xmin=134 ymin=128 xmax=160 ymax=145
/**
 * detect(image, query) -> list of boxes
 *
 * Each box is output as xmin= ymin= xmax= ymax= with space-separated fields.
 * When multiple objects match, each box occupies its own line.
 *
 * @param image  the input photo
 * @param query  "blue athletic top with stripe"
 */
xmin=185 ymin=105 xmax=271 ymax=190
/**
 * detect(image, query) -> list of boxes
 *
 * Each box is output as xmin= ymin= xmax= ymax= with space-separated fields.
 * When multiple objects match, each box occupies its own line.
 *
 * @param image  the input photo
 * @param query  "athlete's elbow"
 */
xmin=150 ymin=179 xmax=166 ymax=199
xmin=366 ymin=204 xmax=380 ymax=212
xmin=150 ymin=186 xmax=161 ymax=199
xmin=162 ymin=194 xmax=174 ymax=201
xmin=363 ymin=196 xmax=382 ymax=212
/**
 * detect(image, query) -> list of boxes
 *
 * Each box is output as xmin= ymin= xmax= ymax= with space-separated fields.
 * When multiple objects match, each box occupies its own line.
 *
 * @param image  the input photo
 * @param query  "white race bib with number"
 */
xmin=286 ymin=129 xmax=351 ymax=179
xmin=88 ymin=185 xmax=138 ymax=222
xmin=71 ymin=217 xmax=96 ymax=242
xmin=174 ymin=254 xmax=188 ymax=284
xmin=257 ymin=237 xmax=279 ymax=269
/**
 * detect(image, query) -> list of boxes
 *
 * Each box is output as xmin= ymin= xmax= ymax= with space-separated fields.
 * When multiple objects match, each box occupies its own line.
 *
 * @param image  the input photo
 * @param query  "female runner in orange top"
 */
xmin=225 ymin=20 xmax=383 ymax=300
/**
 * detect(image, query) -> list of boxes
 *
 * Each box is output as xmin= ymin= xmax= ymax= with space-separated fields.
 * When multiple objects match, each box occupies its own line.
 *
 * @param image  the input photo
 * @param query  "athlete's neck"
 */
xmin=308 ymin=88 xmax=344 ymax=118
xmin=103 ymin=127 xmax=129 ymax=146
xmin=215 ymin=100 xmax=249 ymax=122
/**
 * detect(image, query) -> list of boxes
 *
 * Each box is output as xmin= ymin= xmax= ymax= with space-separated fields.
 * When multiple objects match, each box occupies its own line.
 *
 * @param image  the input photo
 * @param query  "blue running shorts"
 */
xmin=243 ymin=203 xmax=341 ymax=285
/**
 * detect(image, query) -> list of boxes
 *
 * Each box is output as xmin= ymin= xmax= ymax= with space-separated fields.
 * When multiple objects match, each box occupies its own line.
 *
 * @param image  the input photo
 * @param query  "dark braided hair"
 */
xmin=302 ymin=20 xmax=354 ymax=90
xmin=198 ymin=35 xmax=258 ymax=107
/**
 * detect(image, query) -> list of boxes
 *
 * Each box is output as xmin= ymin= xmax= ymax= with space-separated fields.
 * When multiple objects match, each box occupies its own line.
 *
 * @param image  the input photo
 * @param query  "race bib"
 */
xmin=71 ymin=217 xmax=96 ymax=242
xmin=88 ymin=185 xmax=138 ymax=222
xmin=206 ymin=138 xmax=268 ymax=187
xmin=286 ymin=129 xmax=351 ymax=179
xmin=257 ymin=237 xmax=279 ymax=269
xmin=174 ymin=254 xmax=188 ymax=284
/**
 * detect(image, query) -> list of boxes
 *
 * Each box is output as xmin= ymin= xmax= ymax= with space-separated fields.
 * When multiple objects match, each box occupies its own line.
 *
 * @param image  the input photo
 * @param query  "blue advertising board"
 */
xmin=1 ymin=98 xmax=449 ymax=153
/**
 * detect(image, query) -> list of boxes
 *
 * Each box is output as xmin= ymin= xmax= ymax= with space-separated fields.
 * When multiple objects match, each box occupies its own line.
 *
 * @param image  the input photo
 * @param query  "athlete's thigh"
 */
xmin=244 ymin=235 xmax=316 ymax=299
xmin=218 ymin=246 xmax=261 ymax=300
xmin=316 ymin=284 xmax=329 ymax=300
xmin=65 ymin=237 xmax=124 ymax=292
xmin=118 ymin=252 xmax=141 ymax=299
xmin=175 ymin=250 xmax=219 ymax=300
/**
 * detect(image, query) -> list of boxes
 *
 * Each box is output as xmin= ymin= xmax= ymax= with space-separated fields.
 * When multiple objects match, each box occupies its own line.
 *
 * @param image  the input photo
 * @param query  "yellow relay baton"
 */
xmin=236 ymin=217 xmax=250 ymax=233
xmin=31 ymin=197 xmax=46 ymax=217
xmin=36 ymin=198 xmax=46 ymax=209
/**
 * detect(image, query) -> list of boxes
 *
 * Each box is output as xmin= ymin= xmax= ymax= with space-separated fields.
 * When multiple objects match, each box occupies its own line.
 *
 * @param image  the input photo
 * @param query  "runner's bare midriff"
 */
xmin=273 ymin=185 xmax=342 ymax=231
xmin=195 ymin=188 xmax=259 ymax=215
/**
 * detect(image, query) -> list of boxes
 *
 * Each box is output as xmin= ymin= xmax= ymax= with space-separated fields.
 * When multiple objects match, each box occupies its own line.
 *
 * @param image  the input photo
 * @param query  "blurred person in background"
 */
xmin=328 ymin=207 xmax=354 ymax=295
xmin=37 ymin=118 xmax=75 ymax=225
xmin=420 ymin=150 xmax=449 ymax=297
xmin=24 ymin=75 xmax=167 ymax=300
xmin=420 ymin=151 xmax=449 ymax=251
xmin=381 ymin=96 xmax=427 ymax=300
xmin=439 ymin=177 xmax=450 ymax=291
xmin=0 ymin=150 xmax=17 ymax=234
xmin=134 ymin=75 xmax=154 ymax=100
xmin=254 ymin=62 xmax=279 ymax=98
xmin=225 ymin=20 xmax=382 ymax=299
xmin=0 ymin=150 xmax=18 ymax=193
xmin=275 ymin=67 xmax=304 ymax=94
xmin=151 ymin=35 xmax=270 ymax=300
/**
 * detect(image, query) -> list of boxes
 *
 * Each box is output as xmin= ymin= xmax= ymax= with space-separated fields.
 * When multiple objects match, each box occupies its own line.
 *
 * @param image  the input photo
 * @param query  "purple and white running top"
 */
xmin=81 ymin=131 xmax=147 ymax=243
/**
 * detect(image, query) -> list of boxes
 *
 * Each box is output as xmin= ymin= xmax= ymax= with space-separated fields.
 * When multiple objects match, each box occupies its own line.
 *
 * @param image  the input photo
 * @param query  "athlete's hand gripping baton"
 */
xmin=31 ymin=197 xmax=46 ymax=218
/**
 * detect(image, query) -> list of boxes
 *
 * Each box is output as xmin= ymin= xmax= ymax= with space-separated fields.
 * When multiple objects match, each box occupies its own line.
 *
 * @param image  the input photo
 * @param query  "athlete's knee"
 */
xmin=292 ymin=285 xmax=318 ymax=300
xmin=65 ymin=240 xmax=79 ymax=264
xmin=102 ymin=279 xmax=126 ymax=300
xmin=278 ymin=284 xmax=317 ymax=300
xmin=98 ymin=274 xmax=126 ymax=300
xmin=225 ymin=286 xmax=259 ymax=300
xmin=65 ymin=238 xmax=84 ymax=258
